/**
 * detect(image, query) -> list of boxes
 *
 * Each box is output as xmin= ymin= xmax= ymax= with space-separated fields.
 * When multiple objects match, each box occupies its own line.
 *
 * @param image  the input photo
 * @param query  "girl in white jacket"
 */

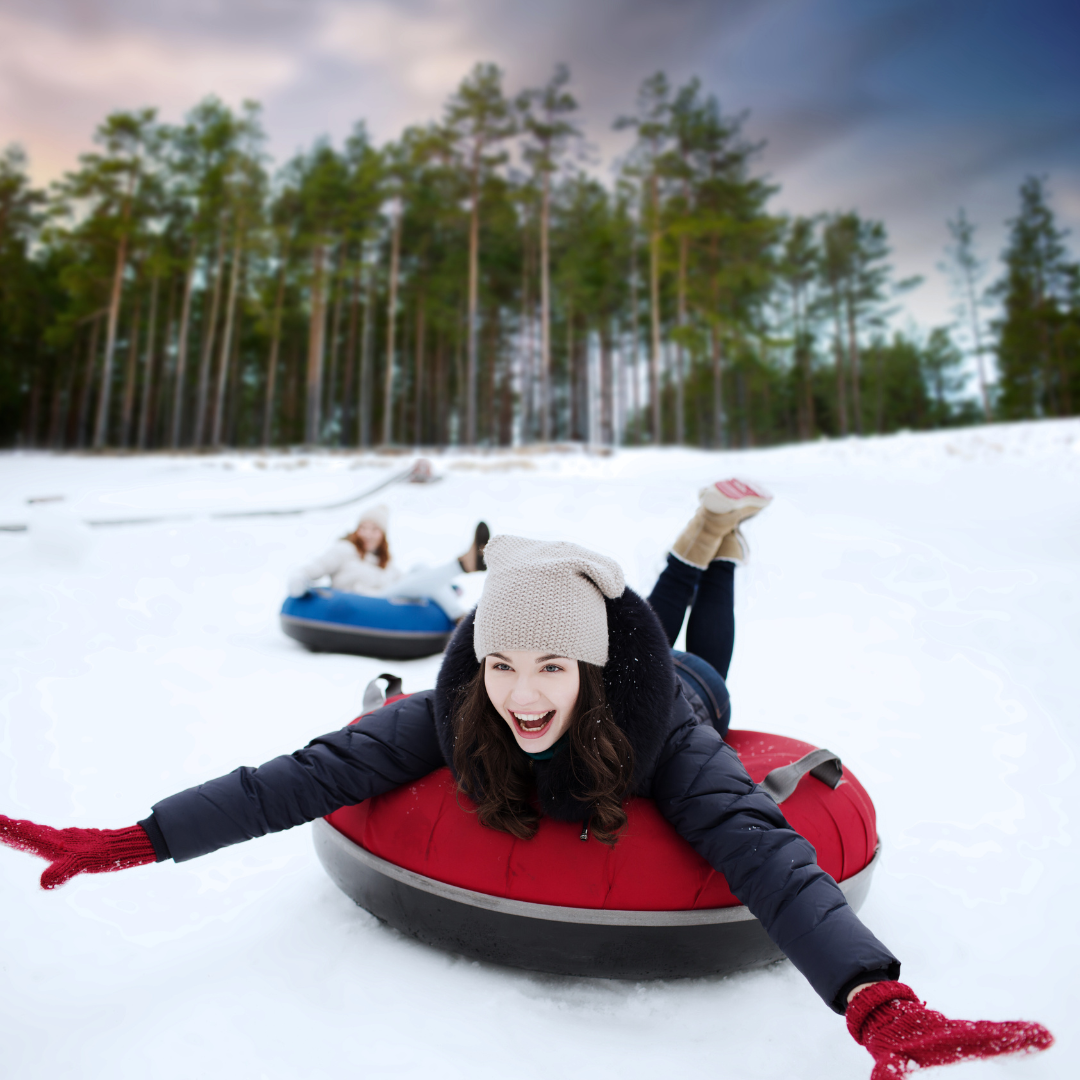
xmin=288 ymin=505 xmax=488 ymax=620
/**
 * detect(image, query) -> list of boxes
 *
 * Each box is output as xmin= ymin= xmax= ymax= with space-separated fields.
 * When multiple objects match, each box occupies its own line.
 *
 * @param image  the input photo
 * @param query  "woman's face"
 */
xmin=356 ymin=520 xmax=384 ymax=554
xmin=484 ymin=650 xmax=581 ymax=753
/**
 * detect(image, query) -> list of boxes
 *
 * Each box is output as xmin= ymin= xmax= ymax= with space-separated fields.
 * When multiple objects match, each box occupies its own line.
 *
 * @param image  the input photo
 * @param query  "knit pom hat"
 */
xmin=472 ymin=535 xmax=625 ymax=666
xmin=357 ymin=503 xmax=390 ymax=534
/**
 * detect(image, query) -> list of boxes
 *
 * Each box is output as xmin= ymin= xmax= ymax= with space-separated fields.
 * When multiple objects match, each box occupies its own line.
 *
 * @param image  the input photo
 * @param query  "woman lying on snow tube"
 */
xmin=0 ymin=480 xmax=1053 ymax=1079
xmin=281 ymin=505 xmax=490 ymax=658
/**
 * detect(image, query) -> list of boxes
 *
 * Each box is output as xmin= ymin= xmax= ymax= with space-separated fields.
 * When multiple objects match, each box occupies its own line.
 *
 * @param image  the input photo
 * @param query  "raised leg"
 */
xmin=385 ymin=560 xmax=466 ymax=620
xmin=647 ymin=553 xmax=703 ymax=647
xmin=686 ymin=558 xmax=736 ymax=679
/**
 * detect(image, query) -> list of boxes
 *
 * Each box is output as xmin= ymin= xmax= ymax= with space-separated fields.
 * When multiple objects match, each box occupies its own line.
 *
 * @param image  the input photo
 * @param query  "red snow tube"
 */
xmin=313 ymin=729 xmax=881 ymax=978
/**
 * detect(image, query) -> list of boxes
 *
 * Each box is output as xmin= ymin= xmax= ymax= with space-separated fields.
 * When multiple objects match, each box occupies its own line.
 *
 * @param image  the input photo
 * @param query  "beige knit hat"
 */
xmin=357 ymin=503 xmax=390 ymax=533
xmin=472 ymin=535 xmax=626 ymax=666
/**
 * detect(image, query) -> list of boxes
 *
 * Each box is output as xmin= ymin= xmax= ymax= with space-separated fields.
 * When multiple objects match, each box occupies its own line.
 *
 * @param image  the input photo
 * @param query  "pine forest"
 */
xmin=1 ymin=64 xmax=1078 ymax=452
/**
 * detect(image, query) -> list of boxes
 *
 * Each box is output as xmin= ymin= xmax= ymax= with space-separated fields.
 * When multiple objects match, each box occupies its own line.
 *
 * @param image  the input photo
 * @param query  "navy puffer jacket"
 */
xmin=148 ymin=588 xmax=898 ymax=1011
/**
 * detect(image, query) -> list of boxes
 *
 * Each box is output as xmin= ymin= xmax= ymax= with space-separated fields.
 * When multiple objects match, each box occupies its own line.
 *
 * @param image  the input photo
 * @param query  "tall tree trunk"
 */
xmin=48 ymin=347 xmax=74 ymax=448
xmin=23 ymin=368 xmax=41 ymax=447
xmin=397 ymin=310 xmax=412 ymax=441
xmin=92 ymin=224 xmax=131 ymax=448
xmin=194 ymin=231 xmax=226 ymax=447
xmin=324 ymin=246 xmax=345 ymax=442
xmin=120 ymin=286 xmax=143 ymax=448
xmin=262 ymin=257 xmax=287 ymax=447
xmin=648 ymin=173 xmax=662 ymax=444
xmin=874 ymin=344 xmax=885 ymax=433
xmin=737 ymin=366 xmax=751 ymax=448
xmin=359 ymin=253 xmax=375 ymax=448
xmin=799 ymin=337 xmax=815 ymax=441
xmin=151 ymin=274 xmax=178 ymax=450
xmin=540 ymin=169 xmax=552 ymax=443
xmin=465 ymin=158 xmax=481 ymax=446
xmin=520 ymin=219 xmax=532 ymax=442
xmin=136 ymin=271 xmax=160 ymax=450
xmin=567 ymin=307 xmax=576 ymax=441
xmin=453 ymin=305 xmax=465 ymax=442
xmin=305 ymin=242 xmax=329 ymax=445
xmin=711 ymin=325 xmax=725 ymax=448
xmin=77 ymin=313 xmax=102 ymax=449
xmin=341 ymin=251 xmax=361 ymax=445
xmin=414 ymin=295 xmax=426 ymax=446
xmin=170 ymin=248 xmax=197 ymax=448
xmin=383 ymin=214 xmax=401 ymax=445
xmin=831 ymin=292 xmax=848 ymax=436
xmin=283 ymin=346 xmax=299 ymax=440
xmin=434 ymin=331 xmax=446 ymax=446
xmin=845 ymin=295 xmax=863 ymax=435
xmin=600 ymin=325 xmax=613 ymax=446
xmin=675 ymin=232 xmax=688 ymax=445
xmin=226 ymin=273 xmax=245 ymax=446
xmin=963 ymin=262 xmax=992 ymax=420
xmin=793 ymin=289 xmax=815 ymax=441
xmin=212 ymin=222 xmax=244 ymax=447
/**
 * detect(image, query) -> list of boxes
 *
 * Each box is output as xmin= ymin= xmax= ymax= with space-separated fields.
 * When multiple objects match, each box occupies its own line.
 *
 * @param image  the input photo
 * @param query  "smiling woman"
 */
xmin=485 ymin=651 xmax=582 ymax=750
xmin=453 ymin=650 xmax=633 ymax=844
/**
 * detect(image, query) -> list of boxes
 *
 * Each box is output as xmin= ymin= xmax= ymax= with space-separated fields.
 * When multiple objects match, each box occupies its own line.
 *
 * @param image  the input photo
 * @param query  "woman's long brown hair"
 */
xmin=344 ymin=527 xmax=390 ymax=569
xmin=451 ymin=662 xmax=634 ymax=846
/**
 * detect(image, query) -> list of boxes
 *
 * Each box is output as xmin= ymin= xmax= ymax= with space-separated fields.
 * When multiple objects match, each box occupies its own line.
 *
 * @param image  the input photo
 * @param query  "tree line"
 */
xmin=1 ymin=64 xmax=1077 ymax=452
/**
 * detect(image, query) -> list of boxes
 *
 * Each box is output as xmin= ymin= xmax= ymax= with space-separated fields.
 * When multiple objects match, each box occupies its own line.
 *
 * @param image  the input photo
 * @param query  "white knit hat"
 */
xmin=472 ymin=536 xmax=626 ymax=667
xmin=357 ymin=503 xmax=390 ymax=533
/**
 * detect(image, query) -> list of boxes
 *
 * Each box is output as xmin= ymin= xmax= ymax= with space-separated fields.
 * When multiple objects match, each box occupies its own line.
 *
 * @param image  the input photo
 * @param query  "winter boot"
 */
xmin=458 ymin=521 xmax=491 ymax=573
xmin=714 ymin=527 xmax=747 ymax=565
xmin=700 ymin=477 xmax=772 ymax=518
xmin=671 ymin=479 xmax=772 ymax=570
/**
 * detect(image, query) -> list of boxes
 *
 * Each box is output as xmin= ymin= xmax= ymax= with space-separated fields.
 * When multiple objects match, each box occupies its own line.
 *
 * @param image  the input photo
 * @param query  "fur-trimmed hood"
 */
xmin=433 ymin=587 xmax=688 ymax=822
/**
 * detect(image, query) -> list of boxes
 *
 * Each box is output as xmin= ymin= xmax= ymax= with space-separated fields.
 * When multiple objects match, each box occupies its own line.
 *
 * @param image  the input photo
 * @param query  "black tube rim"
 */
xmin=281 ymin=614 xmax=452 ymax=642
xmin=313 ymin=818 xmax=880 ymax=927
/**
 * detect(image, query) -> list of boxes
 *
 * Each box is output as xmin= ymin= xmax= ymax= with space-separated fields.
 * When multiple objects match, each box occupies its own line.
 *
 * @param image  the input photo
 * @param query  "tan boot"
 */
xmin=714 ymin=527 xmax=747 ymax=565
xmin=671 ymin=478 xmax=772 ymax=569
xmin=671 ymin=507 xmax=745 ymax=569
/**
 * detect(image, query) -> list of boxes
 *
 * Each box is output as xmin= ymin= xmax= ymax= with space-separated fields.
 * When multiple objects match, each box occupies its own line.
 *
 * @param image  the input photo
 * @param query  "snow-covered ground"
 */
xmin=2 ymin=420 xmax=1078 ymax=1079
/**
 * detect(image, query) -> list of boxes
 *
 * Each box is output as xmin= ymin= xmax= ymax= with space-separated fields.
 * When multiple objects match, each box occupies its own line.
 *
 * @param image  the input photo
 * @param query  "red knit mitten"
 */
xmin=846 ymin=981 xmax=1053 ymax=1079
xmin=0 ymin=814 xmax=157 ymax=889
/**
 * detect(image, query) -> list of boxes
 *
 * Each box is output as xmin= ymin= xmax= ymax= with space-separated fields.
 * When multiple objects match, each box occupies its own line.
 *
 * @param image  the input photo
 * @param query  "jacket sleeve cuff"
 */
xmin=138 ymin=813 xmax=173 ymax=862
xmin=834 ymin=965 xmax=902 ymax=1014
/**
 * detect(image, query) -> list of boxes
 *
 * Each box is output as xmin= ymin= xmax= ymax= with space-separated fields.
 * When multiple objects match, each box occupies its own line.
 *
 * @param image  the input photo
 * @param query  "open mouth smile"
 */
xmin=510 ymin=710 xmax=555 ymax=740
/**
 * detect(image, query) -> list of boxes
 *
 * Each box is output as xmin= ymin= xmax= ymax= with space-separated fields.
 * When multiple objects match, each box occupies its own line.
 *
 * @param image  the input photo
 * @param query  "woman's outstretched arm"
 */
xmin=1 ymin=692 xmax=445 ymax=884
xmin=150 ymin=691 xmax=444 ymax=862
xmin=650 ymin=716 xmax=898 ymax=1013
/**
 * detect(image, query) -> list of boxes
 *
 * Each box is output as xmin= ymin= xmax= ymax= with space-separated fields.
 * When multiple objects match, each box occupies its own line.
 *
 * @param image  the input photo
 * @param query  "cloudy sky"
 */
xmin=2 ymin=0 xmax=1078 ymax=331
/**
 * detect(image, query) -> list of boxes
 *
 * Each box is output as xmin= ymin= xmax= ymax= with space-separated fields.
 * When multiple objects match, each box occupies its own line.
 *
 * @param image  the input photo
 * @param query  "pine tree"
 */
xmin=994 ymin=177 xmax=1078 ymax=418
xmin=942 ymin=209 xmax=992 ymax=420
xmin=518 ymin=64 xmax=581 ymax=443
xmin=617 ymin=74 xmax=673 ymax=443
xmin=443 ymin=63 xmax=515 ymax=446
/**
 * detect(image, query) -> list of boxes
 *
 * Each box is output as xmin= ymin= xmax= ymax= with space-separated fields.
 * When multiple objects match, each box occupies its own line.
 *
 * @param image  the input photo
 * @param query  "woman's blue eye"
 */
xmin=543 ymin=664 xmax=562 ymax=672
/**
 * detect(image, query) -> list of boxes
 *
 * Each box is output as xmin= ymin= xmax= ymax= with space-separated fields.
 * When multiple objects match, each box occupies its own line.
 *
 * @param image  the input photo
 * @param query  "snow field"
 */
xmin=1 ymin=419 xmax=1078 ymax=1079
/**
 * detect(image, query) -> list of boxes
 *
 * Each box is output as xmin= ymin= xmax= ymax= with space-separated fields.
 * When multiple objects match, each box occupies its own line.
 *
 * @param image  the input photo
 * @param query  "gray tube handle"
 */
xmin=361 ymin=673 xmax=404 ymax=713
xmin=760 ymin=748 xmax=843 ymax=804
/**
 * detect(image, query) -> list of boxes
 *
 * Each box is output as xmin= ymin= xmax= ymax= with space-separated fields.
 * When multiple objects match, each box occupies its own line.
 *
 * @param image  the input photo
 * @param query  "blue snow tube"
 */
xmin=280 ymin=588 xmax=456 ymax=660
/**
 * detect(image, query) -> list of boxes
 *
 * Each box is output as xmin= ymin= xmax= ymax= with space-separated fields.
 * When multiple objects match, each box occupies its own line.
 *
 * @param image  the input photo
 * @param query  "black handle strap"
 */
xmin=760 ymin=748 xmax=843 ymax=804
xmin=361 ymin=673 xmax=404 ymax=714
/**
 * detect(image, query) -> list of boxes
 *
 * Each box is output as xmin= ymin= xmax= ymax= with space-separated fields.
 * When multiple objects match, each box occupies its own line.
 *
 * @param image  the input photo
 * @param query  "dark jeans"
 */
xmin=648 ymin=554 xmax=735 ymax=735
xmin=648 ymin=554 xmax=735 ymax=677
